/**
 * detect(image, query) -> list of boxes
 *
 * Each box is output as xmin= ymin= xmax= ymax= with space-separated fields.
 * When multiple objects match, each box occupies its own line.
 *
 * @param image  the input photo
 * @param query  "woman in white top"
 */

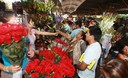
xmin=27 ymin=17 xmax=57 ymax=57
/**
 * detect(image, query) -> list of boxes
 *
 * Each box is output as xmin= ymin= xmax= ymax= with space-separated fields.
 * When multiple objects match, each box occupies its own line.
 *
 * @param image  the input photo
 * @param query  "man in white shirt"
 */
xmin=76 ymin=26 xmax=102 ymax=78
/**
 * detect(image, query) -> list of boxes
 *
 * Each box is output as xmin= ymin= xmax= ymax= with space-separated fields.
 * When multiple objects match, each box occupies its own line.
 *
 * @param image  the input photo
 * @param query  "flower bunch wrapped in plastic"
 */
xmin=26 ymin=46 xmax=75 ymax=78
xmin=52 ymin=38 xmax=71 ymax=51
xmin=0 ymin=23 xmax=28 ymax=66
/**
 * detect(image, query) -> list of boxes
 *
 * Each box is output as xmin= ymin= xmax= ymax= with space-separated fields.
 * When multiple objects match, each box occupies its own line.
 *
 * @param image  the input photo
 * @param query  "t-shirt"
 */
xmin=78 ymin=42 xmax=101 ymax=78
xmin=27 ymin=29 xmax=36 ymax=50
xmin=64 ymin=24 xmax=71 ymax=34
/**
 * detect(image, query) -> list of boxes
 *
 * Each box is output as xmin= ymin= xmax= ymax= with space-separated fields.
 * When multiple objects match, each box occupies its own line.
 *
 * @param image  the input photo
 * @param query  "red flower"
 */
xmin=22 ymin=26 xmax=28 ymax=36
xmin=13 ymin=35 xmax=22 ymax=42
xmin=0 ymin=23 xmax=28 ymax=45
xmin=46 ymin=76 xmax=51 ymax=78
xmin=115 ymin=35 xmax=122 ymax=39
xmin=0 ymin=35 xmax=4 ymax=45
xmin=33 ymin=59 xmax=40 ymax=65
xmin=52 ymin=70 xmax=63 ymax=78
xmin=54 ymin=38 xmax=68 ymax=46
xmin=39 ymin=59 xmax=53 ymax=75
xmin=39 ymin=50 xmax=55 ymax=61
xmin=26 ymin=42 xmax=75 ymax=78
xmin=35 ymin=66 xmax=42 ymax=73
xmin=26 ymin=62 xmax=36 ymax=73
xmin=31 ymin=73 xmax=39 ymax=78
xmin=26 ymin=59 xmax=40 ymax=73
xmin=4 ymin=34 xmax=12 ymax=44
xmin=55 ymin=38 xmax=61 ymax=43
xmin=45 ymin=63 xmax=53 ymax=75
xmin=0 ymin=23 xmax=9 ymax=35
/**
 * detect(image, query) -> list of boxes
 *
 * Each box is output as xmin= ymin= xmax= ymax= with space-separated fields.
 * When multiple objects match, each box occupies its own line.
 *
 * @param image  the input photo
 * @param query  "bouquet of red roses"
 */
xmin=0 ymin=23 xmax=28 ymax=66
xmin=52 ymin=38 xmax=71 ymax=51
xmin=26 ymin=46 xmax=75 ymax=78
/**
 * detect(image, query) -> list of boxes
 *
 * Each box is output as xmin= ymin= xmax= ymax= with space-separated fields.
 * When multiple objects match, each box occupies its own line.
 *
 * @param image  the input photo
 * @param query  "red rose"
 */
xmin=22 ymin=27 xmax=28 ymax=36
xmin=41 ymin=50 xmax=55 ymax=60
xmin=46 ymin=76 xmax=51 ymax=78
xmin=4 ymin=34 xmax=12 ymax=44
xmin=13 ymin=35 xmax=22 ymax=42
xmin=40 ymin=60 xmax=53 ymax=75
xmin=33 ymin=59 xmax=40 ymax=65
xmin=55 ymin=38 xmax=61 ymax=43
xmin=35 ymin=66 xmax=42 ymax=73
xmin=31 ymin=73 xmax=39 ymax=78
xmin=52 ymin=70 xmax=63 ymax=78
xmin=45 ymin=64 xmax=53 ymax=75
xmin=26 ymin=62 xmax=35 ymax=73
xmin=0 ymin=23 xmax=9 ymax=35
xmin=39 ymin=50 xmax=44 ymax=56
xmin=15 ymin=31 xmax=23 ymax=37
xmin=26 ymin=59 xmax=40 ymax=73
xmin=0 ymin=35 xmax=5 ymax=45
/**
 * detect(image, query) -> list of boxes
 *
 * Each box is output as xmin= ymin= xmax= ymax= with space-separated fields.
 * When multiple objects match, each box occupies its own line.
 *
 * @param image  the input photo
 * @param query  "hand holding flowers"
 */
xmin=3 ymin=65 xmax=21 ymax=73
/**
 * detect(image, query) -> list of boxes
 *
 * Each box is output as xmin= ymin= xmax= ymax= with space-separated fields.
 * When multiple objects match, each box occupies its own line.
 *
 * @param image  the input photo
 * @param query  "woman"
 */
xmin=57 ymin=29 xmax=87 ymax=65
xmin=102 ymin=59 xmax=128 ymax=78
xmin=117 ymin=37 xmax=128 ymax=61
xmin=72 ymin=31 xmax=87 ymax=65
xmin=0 ymin=11 xmax=30 ymax=78
xmin=26 ymin=17 xmax=57 ymax=57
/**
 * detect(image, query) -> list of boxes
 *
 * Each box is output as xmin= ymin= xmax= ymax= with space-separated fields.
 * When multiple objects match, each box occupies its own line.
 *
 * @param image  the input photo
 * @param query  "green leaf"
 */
xmin=2 ymin=48 xmax=10 ymax=56
xmin=8 ymin=55 xmax=17 ymax=59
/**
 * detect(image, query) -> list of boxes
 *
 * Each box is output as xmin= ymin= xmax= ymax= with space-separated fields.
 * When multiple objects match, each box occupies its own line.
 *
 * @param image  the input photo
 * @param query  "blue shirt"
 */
xmin=64 ymin=24 xmax=71 ymax=34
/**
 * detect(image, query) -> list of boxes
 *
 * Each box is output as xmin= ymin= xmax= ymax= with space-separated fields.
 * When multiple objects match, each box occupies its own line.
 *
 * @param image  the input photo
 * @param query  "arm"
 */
xmin=117 ymin=53 xmax=125 ymax=61
xmin=76 ymin=47 xmax=96 ymax=71
xmin=0 ymin=63 xmax=21 ymax=73
xmin=76 ymin=61 xmax=88 ymax=71
xmin=56 ymin=30 xmax=72 ymax=40
xmin=35 ymin=29 xmax=56 ymax=36
xmin=0 ymin=63 xmax=6 ymax=71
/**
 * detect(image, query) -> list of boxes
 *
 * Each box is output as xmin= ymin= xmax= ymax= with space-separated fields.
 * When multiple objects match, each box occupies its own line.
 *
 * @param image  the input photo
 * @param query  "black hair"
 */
xmin=89 ymin=26 xmax=102 ymax=42
xmin=75 ymin=21 xmax=82 ymax=28
xmin=117 ymin=37 xmax=128 ymax=54
xmin=0 ymin=11 xmax=15 ymax=23
xmin=81 ymin=31 xmax=86 ymax=41
xmin=0 ymin=1 xmax=5 ymax=11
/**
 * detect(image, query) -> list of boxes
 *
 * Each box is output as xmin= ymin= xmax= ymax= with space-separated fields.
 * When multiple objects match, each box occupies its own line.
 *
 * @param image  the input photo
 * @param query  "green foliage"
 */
xmin=1 ymin=37 xmax=28 ymax=66
xmin=21 ymin=0 xmax=54 ymax=30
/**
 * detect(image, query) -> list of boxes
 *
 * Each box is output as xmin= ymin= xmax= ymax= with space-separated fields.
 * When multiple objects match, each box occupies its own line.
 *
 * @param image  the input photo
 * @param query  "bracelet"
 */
xmin=4 ymin=66 xmax=9 ymax=72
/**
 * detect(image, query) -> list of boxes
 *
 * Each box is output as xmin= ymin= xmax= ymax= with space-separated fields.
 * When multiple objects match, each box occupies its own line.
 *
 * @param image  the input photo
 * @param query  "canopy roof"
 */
xmin=60 ymin=0 xmax=128 ymax=15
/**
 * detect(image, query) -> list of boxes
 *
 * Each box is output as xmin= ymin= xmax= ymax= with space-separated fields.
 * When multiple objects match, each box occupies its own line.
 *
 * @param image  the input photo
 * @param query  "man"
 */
xmin=76 ymin=26 xmax=102 ymax=78
xmin=57 ymin=21 xmax=82 ymax=40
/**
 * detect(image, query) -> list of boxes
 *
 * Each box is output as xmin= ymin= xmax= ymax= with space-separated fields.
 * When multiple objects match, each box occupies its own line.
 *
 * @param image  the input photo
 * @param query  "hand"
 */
xmin=56 ymin=30 xmax=61 ymax=34
xmin=27 ymin=49 xmax=35 ymax=58
xmin=55 ymin=33 xmax=58 ymax=36
xmin=5 ymin=66 xmax=21 ymax=73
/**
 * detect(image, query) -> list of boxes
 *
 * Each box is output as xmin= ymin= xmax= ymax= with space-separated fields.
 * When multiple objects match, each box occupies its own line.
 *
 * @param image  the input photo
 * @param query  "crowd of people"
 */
xmin=0 ymin=10 xmax=128 ymax=78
